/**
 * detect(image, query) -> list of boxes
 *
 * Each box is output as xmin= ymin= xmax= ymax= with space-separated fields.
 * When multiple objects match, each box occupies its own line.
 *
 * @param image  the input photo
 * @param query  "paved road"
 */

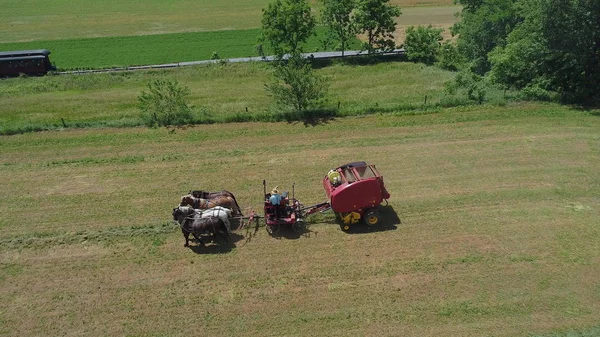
xmin=59 ymin=49 xmax=405 ymax=75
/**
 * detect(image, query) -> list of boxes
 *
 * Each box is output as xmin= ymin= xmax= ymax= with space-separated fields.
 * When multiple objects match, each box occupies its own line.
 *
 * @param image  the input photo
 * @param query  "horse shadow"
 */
xmin=344 ymin=205 xmax=401 ymax=234
xmin=187 ymin=232 xmax=245 ymax=254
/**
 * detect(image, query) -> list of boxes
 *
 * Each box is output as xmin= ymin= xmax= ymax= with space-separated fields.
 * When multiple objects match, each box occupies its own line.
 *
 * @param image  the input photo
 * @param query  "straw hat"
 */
xmin=271 ymin=186 xmax=280 ymax=194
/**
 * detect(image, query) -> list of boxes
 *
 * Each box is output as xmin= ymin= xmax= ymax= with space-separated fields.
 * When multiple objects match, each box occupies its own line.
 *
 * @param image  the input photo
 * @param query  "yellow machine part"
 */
xmin=327 ymin=170 xmax=342 ymax=186
xmin=342 ymin=212 xmax=361 ymax=224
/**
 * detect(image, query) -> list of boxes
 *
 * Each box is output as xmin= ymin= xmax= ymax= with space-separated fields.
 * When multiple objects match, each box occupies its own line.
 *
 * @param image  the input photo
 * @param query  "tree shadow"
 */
xmin=310 ymin=53 xmax=407 ymax=69
xmin=284 ymin=109 xmax=338 ymax=127
xmin=343 ymin=205 xmax=401 ymax=234
xmin=187 ymin=232 xmax=245 ymax=254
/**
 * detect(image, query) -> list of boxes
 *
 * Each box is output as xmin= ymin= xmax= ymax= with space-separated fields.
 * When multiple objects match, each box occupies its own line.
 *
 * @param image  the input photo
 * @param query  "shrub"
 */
xmin=404 ymin=25 xmax=443 ymax=65
xmin=138 ymin=79 xmax=193 ymax=127
xmin=437 ymin=40 xmax=463 ymax=71
xmin=445 ymin=70 xmax=488 ymax=104
xmin=519 ymin=84 xmax=554 ymax=102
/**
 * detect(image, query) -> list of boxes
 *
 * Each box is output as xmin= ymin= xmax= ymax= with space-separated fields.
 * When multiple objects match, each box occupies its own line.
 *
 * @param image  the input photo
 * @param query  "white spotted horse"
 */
xmin=175 ymin=205 xmax=232 ymax=233
xmin=172 ymin=206 xmax=229 ymax=247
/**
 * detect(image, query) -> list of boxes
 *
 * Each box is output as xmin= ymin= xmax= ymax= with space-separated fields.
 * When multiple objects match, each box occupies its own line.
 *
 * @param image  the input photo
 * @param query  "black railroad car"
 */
xmin=0 ymin=49 xmax=56 ymax=77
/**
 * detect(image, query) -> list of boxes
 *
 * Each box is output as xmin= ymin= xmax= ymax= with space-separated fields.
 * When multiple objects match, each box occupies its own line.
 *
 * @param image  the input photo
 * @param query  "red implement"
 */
xmin=322 ymin=161 xmax=390 ymax=230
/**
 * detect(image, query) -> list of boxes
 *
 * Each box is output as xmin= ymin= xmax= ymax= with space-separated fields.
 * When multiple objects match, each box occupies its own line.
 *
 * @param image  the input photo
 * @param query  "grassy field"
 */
xmin=1 ymin=0 xmax=456 ymax=43
xmin=3 ymin=1 xmax=598 ymax=336
xmin=0 ymin=61 xmax=470 ymax=135
xmin=1 ymin=103 xmax=599 ymax=336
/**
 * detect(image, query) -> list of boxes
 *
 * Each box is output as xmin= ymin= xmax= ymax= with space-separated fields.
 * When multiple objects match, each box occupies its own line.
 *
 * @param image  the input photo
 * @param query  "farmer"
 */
xmin=269 ymin=187 xmax=282 ymax=206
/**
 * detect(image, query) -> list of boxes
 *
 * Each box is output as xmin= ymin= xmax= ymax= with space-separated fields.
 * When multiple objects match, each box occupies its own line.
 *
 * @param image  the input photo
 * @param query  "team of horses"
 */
xmin=172 ymin=190 xmax=243 ymax=247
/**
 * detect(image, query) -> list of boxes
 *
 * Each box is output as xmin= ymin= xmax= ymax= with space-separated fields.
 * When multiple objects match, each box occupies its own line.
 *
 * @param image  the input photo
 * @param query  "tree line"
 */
xmin=139 ymin=0 xmax=599 ymax=127
xmin=259 ymin=0 xmax=599 ymax=108
xmin=454 ymin=0 xmax=600 ymax=104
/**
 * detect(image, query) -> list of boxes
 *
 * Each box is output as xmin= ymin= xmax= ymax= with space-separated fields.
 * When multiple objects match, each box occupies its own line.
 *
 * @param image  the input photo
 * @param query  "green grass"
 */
xmin=1 ymin=103 xmax=599 ymax=336
xmin=1 ymin=60 xmax=513 ymax=135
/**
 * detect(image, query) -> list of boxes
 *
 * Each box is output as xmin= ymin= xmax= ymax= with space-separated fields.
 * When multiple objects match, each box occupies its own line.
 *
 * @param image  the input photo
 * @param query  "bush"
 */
xmin=404 ymin=25 xmax=443 ymax=65
xmin=138 ymin=79 xmax=193 ymax=127
xmin=445 ymin=70 xmax=488 ymax=104
xmin=437 ymin=40 xmax=463 ymax=71
xmin=519 ymin=84 xmax=554 ymax=102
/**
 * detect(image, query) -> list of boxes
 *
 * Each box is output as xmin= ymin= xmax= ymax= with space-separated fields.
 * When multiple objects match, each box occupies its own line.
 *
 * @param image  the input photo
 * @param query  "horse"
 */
xmin=179 ymin=194 xmax=243 ymax=216
xmin=172 ymin=207 xmax=229 ymax=247
xmin=190 ymin=189 xmax=237 ymax=200
xmin=176 ymin=205 xmax=232 ymax=233
xmin=190 ymin=190 xmax=241 ymax=213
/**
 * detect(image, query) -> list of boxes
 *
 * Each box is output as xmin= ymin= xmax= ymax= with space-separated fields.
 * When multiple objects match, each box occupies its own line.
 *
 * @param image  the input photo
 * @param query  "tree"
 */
xmin=536 ymin=0 xmax=600 ymax=103
xmin=354 ymin=0 xmax=401 ymax=53
xmin=452 ymin=0 xmax=521 ymax=74
xmin=260 ymin=0 xmax=316 ymax=58
xmin=320 ymin=0 xmax=357 ymax=56
xmin=489 ymin=0 xmax=600 ymax=103
xmin=404 ymin=25 xmax=443 ymax=65
xmin=138 ymin=79 xmax=193 ymax=127
xmin=265 ymin=54 xmax=329 ymax=111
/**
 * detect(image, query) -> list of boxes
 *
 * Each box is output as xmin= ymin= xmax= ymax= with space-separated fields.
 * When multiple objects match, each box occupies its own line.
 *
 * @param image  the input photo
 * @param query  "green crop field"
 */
xmin=0 ymin=27 xmax=356 ymax=70
xmin=1 ymin=103 xmax=599 ymax=336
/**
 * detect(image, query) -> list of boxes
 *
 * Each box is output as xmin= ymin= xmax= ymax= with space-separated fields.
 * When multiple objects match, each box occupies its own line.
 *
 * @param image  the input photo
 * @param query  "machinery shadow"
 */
xmin=275 ymin=225 xmax=316 ymax=240
xmin=345 ymin=205 xmax=401 ymax=234
xmin=188 ymin=232 xmax=245 ymax=254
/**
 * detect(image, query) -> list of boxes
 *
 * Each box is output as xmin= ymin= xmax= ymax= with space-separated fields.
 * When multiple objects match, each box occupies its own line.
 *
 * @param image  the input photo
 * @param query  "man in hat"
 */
xmin=269 ymin=186 xmax=282 ymax=206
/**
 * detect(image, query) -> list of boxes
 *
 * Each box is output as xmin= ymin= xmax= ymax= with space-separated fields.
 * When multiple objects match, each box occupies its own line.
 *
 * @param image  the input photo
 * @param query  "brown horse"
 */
xmin=172 ymin=207 xmax=229 ymax=247
xmin=179 ymin=194 xmax=243 ymax=216
xmin=190 ymin=189 xmax=237 ymax=200
xmin=190 ymin=189 xmax=241 ymax=215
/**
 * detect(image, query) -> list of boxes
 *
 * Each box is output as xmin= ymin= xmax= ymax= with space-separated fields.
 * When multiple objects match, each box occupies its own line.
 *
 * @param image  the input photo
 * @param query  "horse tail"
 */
xmin=229 ymin=193 xmax=243 ymax=216
xmin=219 ymin=219 xmax=230 ymax=239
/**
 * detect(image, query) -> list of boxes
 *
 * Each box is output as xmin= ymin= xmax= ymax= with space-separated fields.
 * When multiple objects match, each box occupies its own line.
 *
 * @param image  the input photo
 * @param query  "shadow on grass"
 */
xmin=187 ymin=232 xmax=245 ymax=254
xmin=271 ymin=224 xmax=317 ymax=240
xmin=344 ymin=205 xmax=401 ymax=235
xmin=284 ymin=109 xmax=338 ymax=126
xmin=310 ymin=53 xmax=407 ymax=69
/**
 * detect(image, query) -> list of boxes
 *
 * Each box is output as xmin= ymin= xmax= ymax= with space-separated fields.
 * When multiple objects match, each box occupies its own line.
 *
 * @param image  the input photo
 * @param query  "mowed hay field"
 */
xmin=1 ymin=104 xmax=600 ymax=336
xmin=1 ymin=0 xmax=456 ymax=42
